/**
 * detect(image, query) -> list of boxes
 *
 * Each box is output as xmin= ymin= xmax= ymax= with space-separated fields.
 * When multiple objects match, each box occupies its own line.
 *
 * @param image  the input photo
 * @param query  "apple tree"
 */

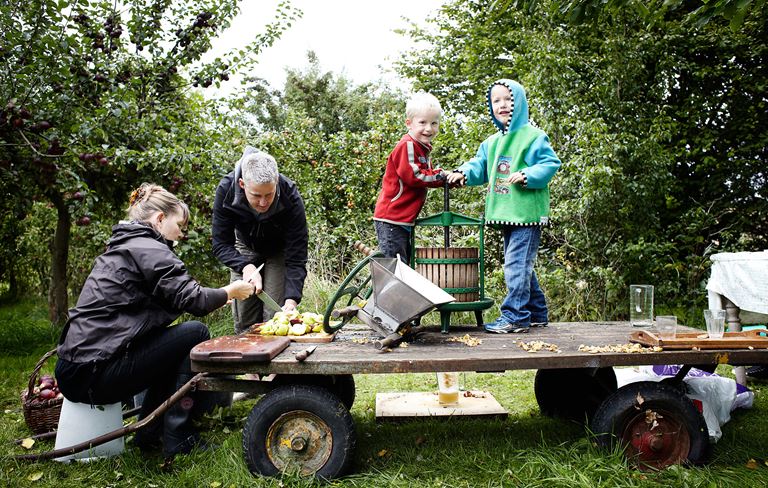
xmin=228 ymin=54 xmax=408 ymax=276
xmin=396 ymin=0 xmax=767 ymax=320
xmin=0 ymin=0 xmax=298 ymax=324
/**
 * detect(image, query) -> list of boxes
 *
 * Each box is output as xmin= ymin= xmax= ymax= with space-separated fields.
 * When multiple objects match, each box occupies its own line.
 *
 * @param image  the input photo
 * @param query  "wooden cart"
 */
xmin=190 ymin=321 xmax=768 ymax=479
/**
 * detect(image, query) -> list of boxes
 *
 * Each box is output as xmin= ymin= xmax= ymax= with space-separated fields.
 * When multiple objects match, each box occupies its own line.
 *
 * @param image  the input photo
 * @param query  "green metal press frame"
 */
xmin=410 ymin=208 xmax=494 ymax=333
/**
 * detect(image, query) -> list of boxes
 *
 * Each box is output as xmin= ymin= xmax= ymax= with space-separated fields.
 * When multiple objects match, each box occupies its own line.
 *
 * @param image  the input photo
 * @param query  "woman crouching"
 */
xmin=55 ymin=183 xmax=254 ymax=457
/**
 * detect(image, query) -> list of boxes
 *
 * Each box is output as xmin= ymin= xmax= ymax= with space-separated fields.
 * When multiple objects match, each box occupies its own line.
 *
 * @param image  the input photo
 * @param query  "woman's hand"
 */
xmin=224 ymin=280 xmax=255 ymax=300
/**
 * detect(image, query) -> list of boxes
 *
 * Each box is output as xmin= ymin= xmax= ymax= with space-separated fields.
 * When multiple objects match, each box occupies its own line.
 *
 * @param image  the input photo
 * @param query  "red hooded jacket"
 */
xmin=373 ymin=134 xmax=445 ymax=225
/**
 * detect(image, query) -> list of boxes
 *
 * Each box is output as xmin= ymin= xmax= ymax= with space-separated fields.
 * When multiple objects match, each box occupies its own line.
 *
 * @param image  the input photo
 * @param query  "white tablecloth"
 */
xmin=706 ymin=251 xmax=768 ymax=315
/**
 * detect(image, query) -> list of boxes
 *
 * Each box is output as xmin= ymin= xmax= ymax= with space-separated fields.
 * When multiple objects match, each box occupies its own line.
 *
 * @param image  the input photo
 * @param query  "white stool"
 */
xmin=54 ymin=398 xmax=125 ymax=462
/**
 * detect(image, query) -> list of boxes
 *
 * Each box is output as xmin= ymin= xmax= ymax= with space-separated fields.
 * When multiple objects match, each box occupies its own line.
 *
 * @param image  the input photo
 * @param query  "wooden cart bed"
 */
xmin=191 ymin=321 xmax=768 ymax=375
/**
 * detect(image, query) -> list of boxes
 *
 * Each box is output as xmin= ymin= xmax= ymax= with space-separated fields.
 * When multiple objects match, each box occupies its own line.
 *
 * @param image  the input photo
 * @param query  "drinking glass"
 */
xmin=704 ymin=309 xmax=726 ymax=339
xmin=656 ymin=315 xmax=677 ymax=340
xmin=630 ymin=285 xmax=654 ymax=326
xmin=436 ymin=372 xmax=460 ymax=406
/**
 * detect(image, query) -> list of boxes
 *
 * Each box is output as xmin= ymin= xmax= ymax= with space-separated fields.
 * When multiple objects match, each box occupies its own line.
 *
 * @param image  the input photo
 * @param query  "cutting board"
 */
xmin=247 ymin=323 xmax=337 ymax=343
xmin=287 ymin=332 xmax=336 ymax=343
xmin=190 ymin=335 xmax=290 ymax=363
xmin=630 ymin=329 xmax=768 ymax=350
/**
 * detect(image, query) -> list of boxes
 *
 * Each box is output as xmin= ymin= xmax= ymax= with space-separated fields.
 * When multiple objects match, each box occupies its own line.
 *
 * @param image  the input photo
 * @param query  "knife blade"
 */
xmin=255 ymin=289 xmax=283 ymax=314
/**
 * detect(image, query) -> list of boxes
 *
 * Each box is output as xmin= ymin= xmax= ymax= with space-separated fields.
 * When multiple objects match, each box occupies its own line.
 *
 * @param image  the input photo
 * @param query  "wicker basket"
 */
xmin=21 ymin=348 xmax=63 ymax=434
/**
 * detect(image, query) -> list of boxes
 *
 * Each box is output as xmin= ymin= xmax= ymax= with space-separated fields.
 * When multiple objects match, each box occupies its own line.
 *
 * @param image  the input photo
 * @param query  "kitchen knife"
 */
xmin=255 ymin=289 xmax=283 ymax=314
xmin=295 ymin=345 xmax=317 ymax=362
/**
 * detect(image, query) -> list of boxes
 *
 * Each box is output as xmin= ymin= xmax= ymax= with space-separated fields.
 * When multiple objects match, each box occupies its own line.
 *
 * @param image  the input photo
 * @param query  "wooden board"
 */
xmin=630 ymin=329 xmax=768 ymax=350
xmin=190 ymin=335 xmax=290 ymax=363
xmin=287 ymin=332 xmax=336 ymax=343
xmin=247 ymin=323 xmax=336 ymax=343
xmin=375 ymin=391 xmax=507 ymax=420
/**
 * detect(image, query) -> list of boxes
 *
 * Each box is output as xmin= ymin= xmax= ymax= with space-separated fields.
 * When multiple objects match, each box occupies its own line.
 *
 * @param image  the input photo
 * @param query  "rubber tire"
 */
xmin=591 ymin=381 xmax=709 ymax=468
xmin=242 ymin=384 xmax=356 ymax=479
xmin=272 ymin=374 xmax=355 ymax=410
xmin=534 ymin=367 xmax=617 ymax=423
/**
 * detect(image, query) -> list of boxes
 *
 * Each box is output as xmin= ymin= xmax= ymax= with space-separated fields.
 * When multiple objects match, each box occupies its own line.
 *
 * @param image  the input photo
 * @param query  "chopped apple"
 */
xmin=290 ymin=323 xmax=308 ymax=336
xmin=274 ymin=323 xmax=290 ymax=336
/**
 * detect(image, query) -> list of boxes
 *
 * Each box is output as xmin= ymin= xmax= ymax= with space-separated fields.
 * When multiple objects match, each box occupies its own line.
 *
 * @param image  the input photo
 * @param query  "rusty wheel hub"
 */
xmin=265 ymin=410 xmax=333 ymax=475
xmin=622 ymin=408 xmax=690 ymax=470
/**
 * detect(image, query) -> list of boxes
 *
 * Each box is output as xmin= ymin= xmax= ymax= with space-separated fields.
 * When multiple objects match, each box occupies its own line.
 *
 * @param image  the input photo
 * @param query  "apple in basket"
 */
xmin=38 ymin=388 xmax=56 ymax=400
xmin=32 ymin=374 xmax=63 ymax=402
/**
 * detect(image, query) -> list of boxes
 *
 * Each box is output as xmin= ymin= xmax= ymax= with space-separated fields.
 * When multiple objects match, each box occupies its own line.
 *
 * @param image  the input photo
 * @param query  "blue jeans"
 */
xmin=499 ymin=226 xmax=548 ymax=326
xmin=375 ymin=220 xmax=411 ymax=263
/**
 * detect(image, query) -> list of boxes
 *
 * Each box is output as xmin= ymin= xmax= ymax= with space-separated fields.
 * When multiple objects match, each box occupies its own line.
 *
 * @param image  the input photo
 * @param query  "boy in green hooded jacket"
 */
xmin=447 ymin=79 xmax=561 ymax=333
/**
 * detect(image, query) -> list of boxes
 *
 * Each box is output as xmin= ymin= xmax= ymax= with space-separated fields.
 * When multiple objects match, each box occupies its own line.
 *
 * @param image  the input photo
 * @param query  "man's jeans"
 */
xmin=499 ymin=225 xmax=548 ymax=326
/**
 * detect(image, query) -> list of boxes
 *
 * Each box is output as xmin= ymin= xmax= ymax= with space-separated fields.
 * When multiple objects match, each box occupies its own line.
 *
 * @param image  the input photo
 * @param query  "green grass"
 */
xmin=1 ymin=297 xmax=767 ymax=487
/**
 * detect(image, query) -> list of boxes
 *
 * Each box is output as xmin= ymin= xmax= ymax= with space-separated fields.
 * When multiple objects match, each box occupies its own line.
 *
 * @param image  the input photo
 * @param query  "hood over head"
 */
xmin=107 ymin=220 xmax=174 ymax=249
xmin=487 ymin=79 xmax=529 ymax=134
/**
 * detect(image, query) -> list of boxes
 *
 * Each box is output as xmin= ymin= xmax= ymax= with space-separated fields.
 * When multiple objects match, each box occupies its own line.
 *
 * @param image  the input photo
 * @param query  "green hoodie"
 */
xmin=457 ymin=79 xmax=561 ymax=225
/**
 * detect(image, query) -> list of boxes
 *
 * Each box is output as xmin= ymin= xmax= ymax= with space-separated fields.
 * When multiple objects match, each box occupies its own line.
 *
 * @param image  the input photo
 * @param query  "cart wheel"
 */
xmin=534 ymin=367 xmax=617 ymax=423
xmin=591 ymin=381 xmax=709 ymax=470
xmin=323 ymin=251 xmax=382 ymax=333
xmin=243 ymin=385 xmax=356 ymax=479
xmin=272 ymin=374 xmax=356 ymax=410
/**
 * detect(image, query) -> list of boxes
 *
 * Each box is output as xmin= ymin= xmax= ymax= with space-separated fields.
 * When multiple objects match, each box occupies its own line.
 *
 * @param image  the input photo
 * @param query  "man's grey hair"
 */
xmin=405 ymin=92 xmax=442 ymax=120
xmin=240 ymin=146 xmax=279 ymax=185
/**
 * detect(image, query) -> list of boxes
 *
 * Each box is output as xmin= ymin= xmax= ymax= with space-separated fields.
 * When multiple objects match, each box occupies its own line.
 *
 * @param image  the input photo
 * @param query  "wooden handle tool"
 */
xmin=295 ymin=345 xmax=317 ymax=362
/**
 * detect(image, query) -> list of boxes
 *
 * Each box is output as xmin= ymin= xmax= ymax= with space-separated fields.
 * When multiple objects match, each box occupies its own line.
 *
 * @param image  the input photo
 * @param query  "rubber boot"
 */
xmin=133 ymin=419 xmax=163 ymax=452
xmin=133 ymin=388 xmax=164 ymax=452
xmin=192 ymin=375 xmax=235 ymax=415
xmin=162 ymin=374 xmax=203 ymax=457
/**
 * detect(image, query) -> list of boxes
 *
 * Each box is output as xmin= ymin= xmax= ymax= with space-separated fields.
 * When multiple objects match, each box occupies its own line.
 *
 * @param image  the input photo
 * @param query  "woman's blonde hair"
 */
xmin=127 ymin=183 xmax=189 ymax=225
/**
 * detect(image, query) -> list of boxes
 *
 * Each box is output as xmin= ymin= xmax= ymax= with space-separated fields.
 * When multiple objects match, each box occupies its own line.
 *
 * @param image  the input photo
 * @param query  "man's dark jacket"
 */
xmin=212 ymin=164 xmax=308 ymax=303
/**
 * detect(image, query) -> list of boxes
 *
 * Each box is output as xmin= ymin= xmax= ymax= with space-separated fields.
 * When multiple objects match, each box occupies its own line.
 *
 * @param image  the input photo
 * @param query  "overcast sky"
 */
xmin=207 ymin=0 xmax=444 ymax=94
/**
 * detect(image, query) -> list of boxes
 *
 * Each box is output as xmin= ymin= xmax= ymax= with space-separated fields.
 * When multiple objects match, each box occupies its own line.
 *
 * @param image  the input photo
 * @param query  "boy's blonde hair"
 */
xmin=406 ymin=92 xmax=442 ymax=120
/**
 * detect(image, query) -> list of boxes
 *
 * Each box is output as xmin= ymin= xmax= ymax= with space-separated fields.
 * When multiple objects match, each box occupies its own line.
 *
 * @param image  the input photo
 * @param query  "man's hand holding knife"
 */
xmin=241 ymin=263 xmax=296 ymax=312
xmin=242 ymin=263 xmax=264 ymax=293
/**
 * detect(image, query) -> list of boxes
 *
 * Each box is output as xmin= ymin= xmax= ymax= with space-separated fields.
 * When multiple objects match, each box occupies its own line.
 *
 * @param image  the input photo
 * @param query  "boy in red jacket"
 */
xmin=373 ymin=92 xmax=447 ymax=263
